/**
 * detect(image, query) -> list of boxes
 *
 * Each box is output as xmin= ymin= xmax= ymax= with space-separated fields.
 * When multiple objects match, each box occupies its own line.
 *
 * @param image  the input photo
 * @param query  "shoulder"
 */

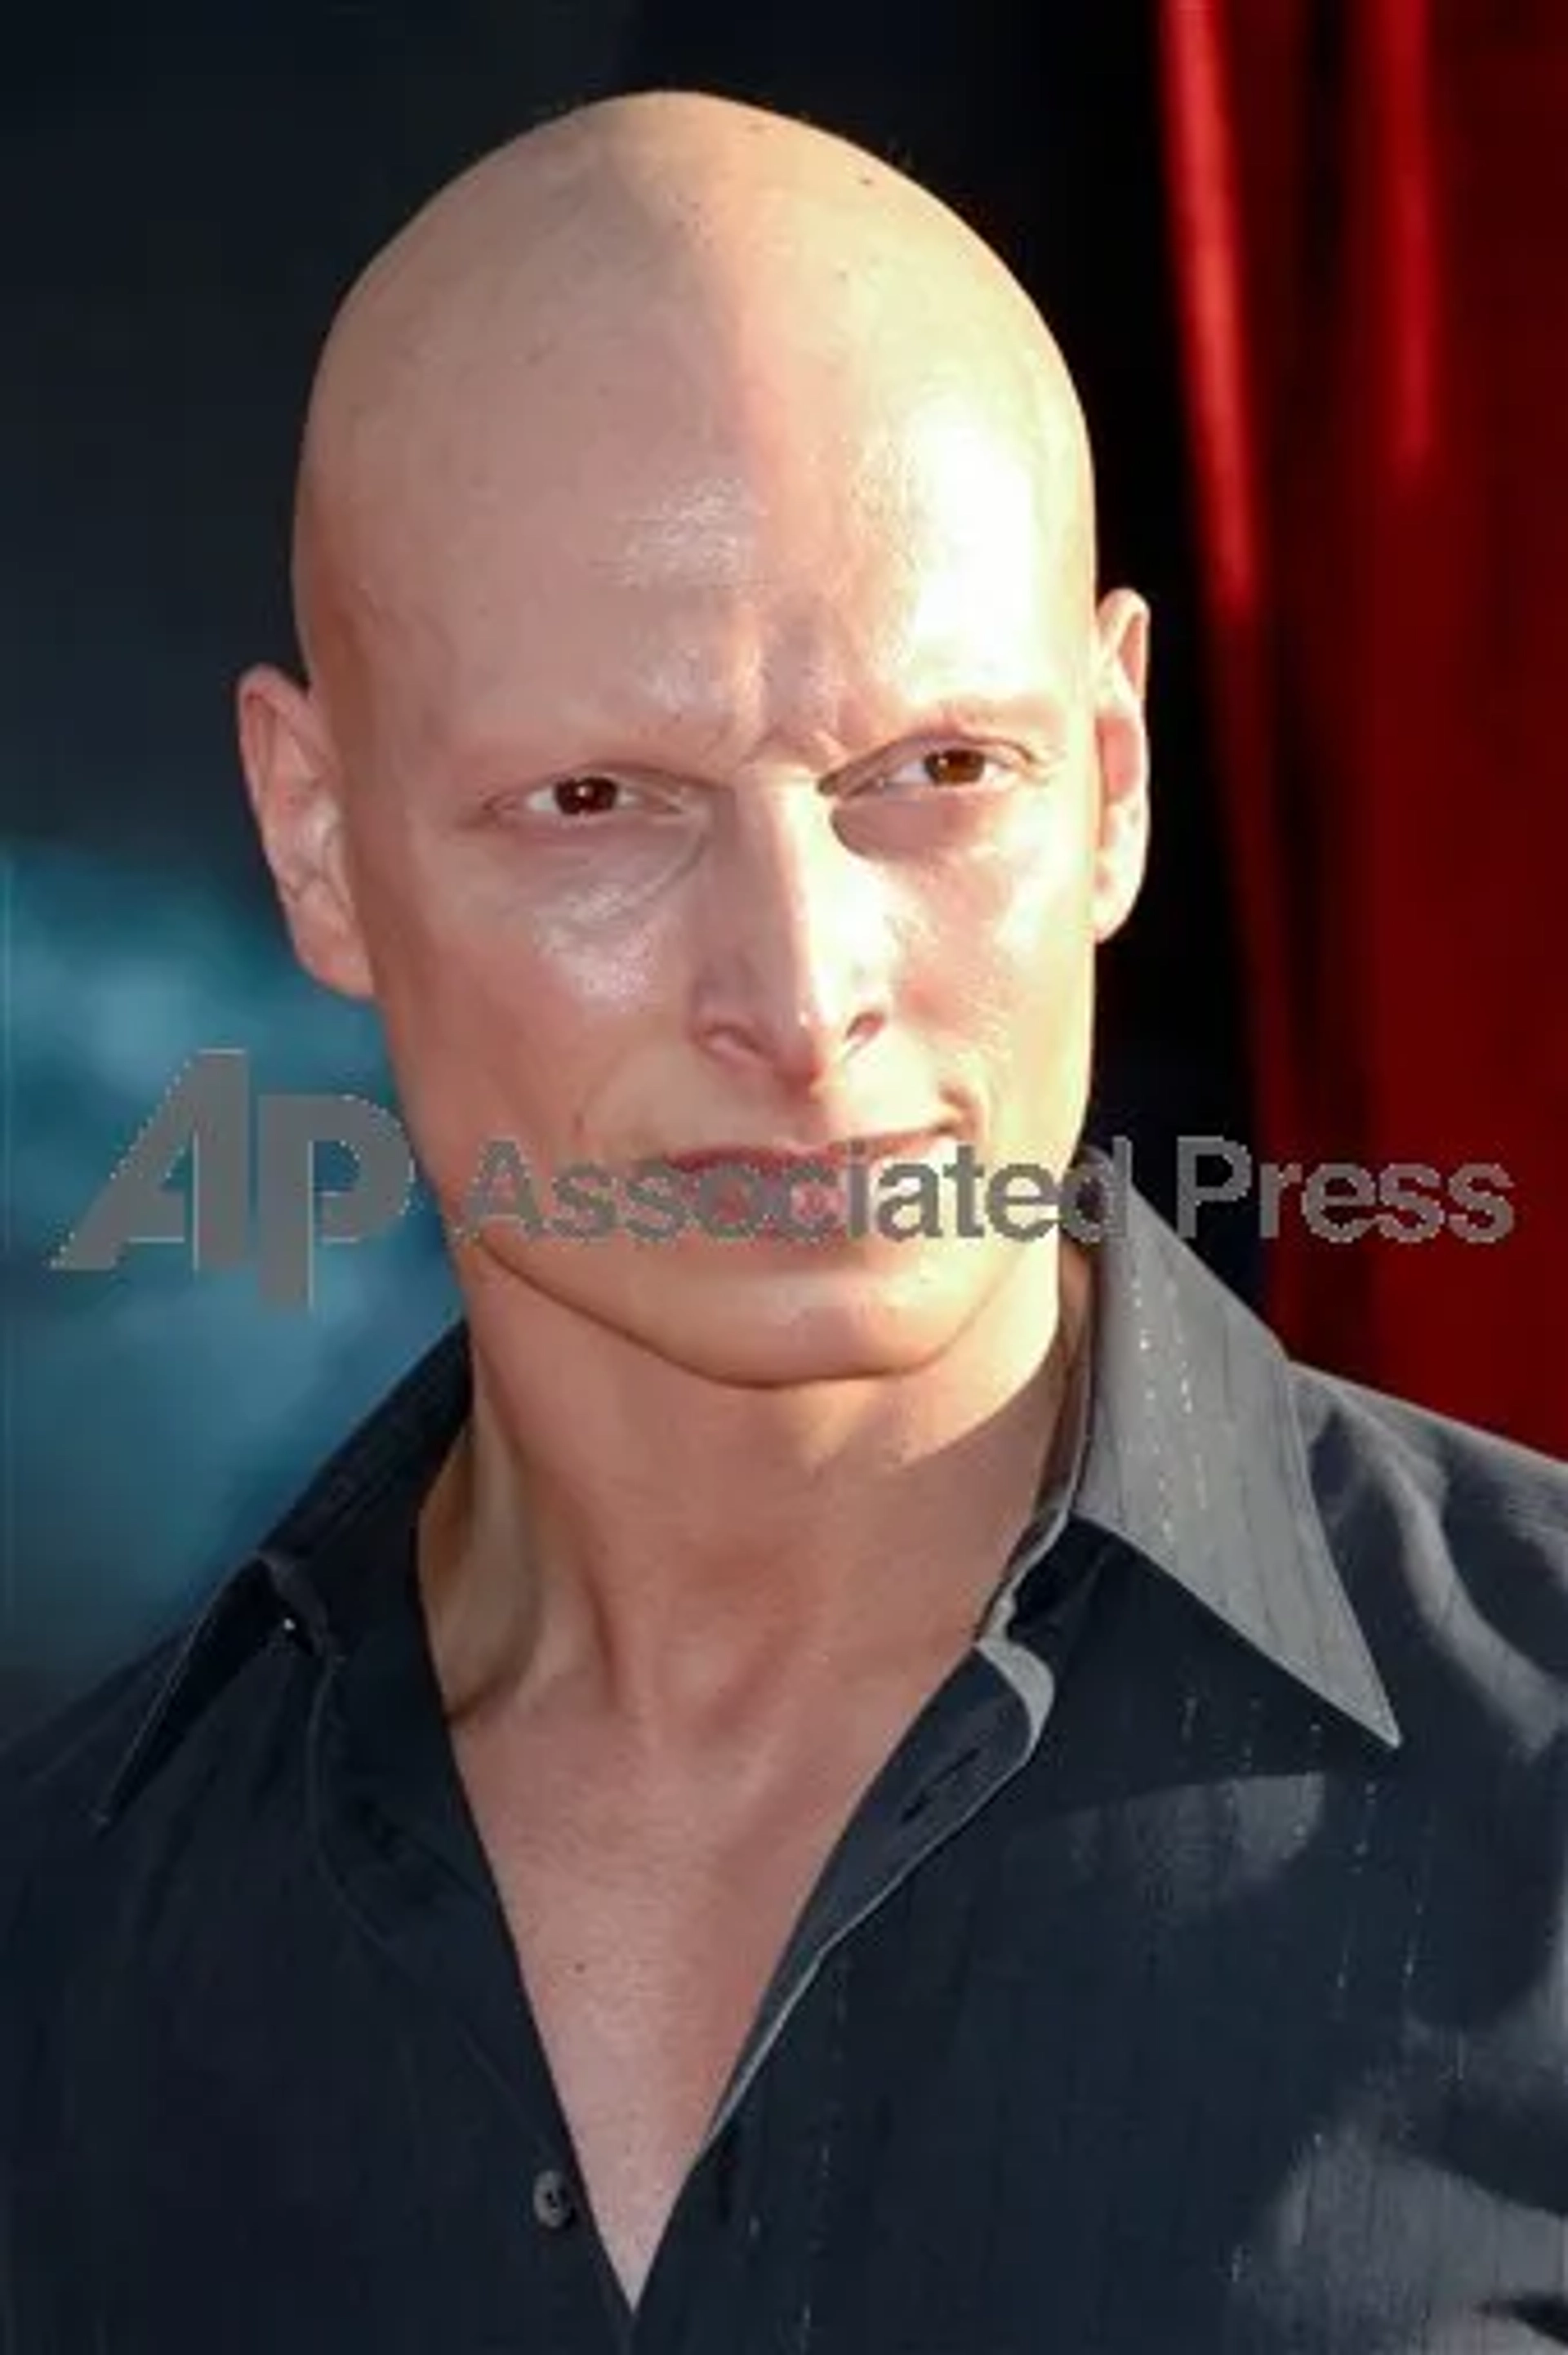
xmin=1289 ymin=1359 xmax=1568 ymax=1720
xmin=1292 ymin=1358 xmax=1568 ymax=1548
xmin=0 ymin=1636 xmax=183 ymax=2017
xmin=0 ymin=1559 xmax=302 ymax=1987
xmin=0 ymin=1636 xmax=180 ymax=1846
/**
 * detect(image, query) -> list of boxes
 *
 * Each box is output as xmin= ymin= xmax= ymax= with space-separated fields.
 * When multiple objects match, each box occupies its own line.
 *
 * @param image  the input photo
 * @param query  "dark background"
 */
xmin=5 ymin=2 xmax=1254 ymax=1734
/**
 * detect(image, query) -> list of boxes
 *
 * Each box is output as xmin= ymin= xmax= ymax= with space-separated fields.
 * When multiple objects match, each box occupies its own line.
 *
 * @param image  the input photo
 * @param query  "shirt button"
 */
xmin=531 ymin=2167 xmax=577 ymax=2231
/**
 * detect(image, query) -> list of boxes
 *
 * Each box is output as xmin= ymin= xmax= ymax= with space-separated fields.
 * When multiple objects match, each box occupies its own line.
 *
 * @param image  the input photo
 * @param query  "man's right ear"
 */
xmin=235 ymin=665 xmax=375 ymax=1001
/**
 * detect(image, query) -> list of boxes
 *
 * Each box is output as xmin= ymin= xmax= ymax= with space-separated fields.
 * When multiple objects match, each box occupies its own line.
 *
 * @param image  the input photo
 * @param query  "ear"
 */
xmin=1089 ymin=588 xmax=1152 ymax=944
xmin=235 ymin=664 xmax=375 ymax=1001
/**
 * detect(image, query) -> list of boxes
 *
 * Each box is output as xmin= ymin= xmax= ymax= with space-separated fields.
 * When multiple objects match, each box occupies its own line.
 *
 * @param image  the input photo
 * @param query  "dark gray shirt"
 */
xmin=3 ymin=1183 xmax=1566 ymax=2352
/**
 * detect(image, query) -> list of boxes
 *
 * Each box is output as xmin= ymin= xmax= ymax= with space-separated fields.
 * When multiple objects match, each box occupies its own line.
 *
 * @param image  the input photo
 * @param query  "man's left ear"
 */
xmin=1089 ymin=587 xmax=1152 ymax=944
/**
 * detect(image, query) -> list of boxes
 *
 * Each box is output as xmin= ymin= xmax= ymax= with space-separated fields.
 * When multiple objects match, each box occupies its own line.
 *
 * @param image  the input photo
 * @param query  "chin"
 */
xmin=566 ymin=1238 xmax=1017 ymax=1389
xmin=464 ymin=1218 xmax=1024 ymax=1385
xmin=642 ymin=1300 xmax=969 ymax=1389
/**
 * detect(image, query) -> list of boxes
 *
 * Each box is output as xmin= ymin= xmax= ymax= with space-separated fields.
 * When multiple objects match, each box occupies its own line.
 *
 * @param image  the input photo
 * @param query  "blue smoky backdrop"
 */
xmin=5 ymin=846 xmax=457 ymax=1733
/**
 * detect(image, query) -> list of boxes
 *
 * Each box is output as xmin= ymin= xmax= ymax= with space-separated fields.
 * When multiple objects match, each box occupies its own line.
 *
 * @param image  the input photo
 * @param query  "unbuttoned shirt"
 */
xmin=2 ymin=1184 xmax=1566 ymax=2353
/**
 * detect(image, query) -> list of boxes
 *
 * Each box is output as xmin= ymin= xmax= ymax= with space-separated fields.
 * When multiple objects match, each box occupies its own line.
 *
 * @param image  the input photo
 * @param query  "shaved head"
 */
xmin=241 ymin=87 xmax=1147 ymax=1396
xmin=292 ymin=88 xmax=1095 ymax=721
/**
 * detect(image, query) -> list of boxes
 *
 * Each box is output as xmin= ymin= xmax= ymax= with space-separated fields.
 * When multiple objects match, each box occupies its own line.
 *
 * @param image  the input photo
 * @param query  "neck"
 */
xmin=418 ymin=1243 xmax=1089 ymax=1756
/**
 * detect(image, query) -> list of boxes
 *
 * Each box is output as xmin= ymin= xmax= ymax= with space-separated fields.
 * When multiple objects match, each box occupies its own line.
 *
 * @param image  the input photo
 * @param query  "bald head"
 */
xmin=292 ymin=89 xmax=1095 ymax=711
xmin=241 ymin=88 xmax=1149 ymax=1390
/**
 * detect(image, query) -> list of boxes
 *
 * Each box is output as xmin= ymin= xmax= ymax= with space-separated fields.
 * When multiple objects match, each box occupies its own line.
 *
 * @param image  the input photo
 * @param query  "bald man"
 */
xmin=5 ymin=90 xmax=1566 ymax=2355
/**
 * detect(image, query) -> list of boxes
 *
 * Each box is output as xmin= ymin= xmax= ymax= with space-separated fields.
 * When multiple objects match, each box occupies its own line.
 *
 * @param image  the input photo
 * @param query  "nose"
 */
xmin=688 ymin=787 xmax=894 ymax=1092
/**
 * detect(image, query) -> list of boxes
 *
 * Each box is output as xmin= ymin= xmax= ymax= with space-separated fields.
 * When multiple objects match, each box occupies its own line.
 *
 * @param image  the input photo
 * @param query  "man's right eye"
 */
xmin=482 ymin=772 xmax=686 ymax=829
xmin=530 ymin=775 xmax=628 ymax=818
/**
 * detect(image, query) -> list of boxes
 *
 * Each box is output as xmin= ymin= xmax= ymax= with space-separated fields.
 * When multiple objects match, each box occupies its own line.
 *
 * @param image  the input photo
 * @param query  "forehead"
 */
xmin=329 ymin=364 xmax=1087 ymax=765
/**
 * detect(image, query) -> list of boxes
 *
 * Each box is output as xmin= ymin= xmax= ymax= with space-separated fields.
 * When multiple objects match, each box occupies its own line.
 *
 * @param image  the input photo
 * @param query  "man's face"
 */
xmin=246 ymin=338 xmax=1149 ymax=1385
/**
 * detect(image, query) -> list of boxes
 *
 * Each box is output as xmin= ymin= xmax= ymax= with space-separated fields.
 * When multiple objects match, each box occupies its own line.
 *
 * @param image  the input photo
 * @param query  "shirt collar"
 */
xmin=94 ymin=1157 xmax=1398 ymax=1827
xmin=1059 ymin=1145 xmax=1401 ymax=1749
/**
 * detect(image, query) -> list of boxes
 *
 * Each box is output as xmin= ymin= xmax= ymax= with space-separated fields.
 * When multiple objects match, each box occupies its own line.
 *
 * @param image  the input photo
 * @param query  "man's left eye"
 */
xmin=875 ymin=747 xmax=1008 ymax=793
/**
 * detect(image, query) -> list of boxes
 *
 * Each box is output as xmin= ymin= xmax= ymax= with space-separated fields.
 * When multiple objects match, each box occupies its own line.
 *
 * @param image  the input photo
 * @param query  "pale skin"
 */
xmin=238 ymin=89 xmax=1151 ymax=2308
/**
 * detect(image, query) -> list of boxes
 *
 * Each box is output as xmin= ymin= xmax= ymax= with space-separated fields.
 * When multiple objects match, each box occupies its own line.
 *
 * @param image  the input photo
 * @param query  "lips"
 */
xmin=662 ymin=1130 xmax=949 ymax=1175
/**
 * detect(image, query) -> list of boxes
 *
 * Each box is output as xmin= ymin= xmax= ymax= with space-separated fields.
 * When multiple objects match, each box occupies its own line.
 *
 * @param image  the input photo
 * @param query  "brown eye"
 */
xmin=923 ymin=748 xmax=991 ymax=787
xmin=552 ymin=775 xmax=622 ymax=817
xmin=853 ymin=745 xmax=1011 ymax=804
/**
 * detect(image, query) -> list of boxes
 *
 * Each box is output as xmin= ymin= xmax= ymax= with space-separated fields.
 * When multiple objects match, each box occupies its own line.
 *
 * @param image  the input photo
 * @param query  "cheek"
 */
xmin=902 ymin=796 xmax=1096 ymax=1041
xmin=358 ymin=810 xmax=661 ymax=1032
xmin=992 ymin=843 xmax=1092 ymax=976
xmin=343 ymin=849 xmax=568 ymax=1151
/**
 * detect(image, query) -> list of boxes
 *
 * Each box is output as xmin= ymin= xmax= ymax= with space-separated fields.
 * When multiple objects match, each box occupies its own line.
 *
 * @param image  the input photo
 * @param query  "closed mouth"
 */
xmin=662 ymin=1130 xmax=952 ymax=1176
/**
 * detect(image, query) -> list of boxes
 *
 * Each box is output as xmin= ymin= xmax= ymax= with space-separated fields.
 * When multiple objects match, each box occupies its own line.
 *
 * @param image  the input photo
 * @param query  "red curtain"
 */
xmin=1160 ymin=0 xmax=1568 ymax=1457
